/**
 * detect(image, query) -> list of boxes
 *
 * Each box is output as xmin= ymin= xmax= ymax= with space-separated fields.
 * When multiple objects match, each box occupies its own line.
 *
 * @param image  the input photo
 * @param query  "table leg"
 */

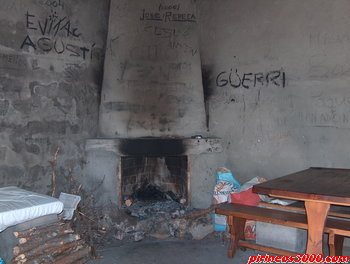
xmin=227 ymin=216 xmax=245 ymax=258
xmin=304 ymin=201 xmax=330 ymax=255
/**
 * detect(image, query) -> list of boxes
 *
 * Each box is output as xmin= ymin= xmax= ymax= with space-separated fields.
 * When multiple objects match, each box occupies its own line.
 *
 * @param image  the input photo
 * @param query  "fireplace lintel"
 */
xmin=85 ymin=138 xmax=222 ymax=156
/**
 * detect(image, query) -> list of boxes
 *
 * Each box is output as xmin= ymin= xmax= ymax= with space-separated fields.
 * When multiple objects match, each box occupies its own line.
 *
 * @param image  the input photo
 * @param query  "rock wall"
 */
xmin=0 ymin=0 xmax=109 ymax=193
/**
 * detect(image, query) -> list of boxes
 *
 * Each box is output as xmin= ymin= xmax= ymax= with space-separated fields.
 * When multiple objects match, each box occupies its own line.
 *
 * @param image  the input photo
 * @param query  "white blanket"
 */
xmin=0 ymin=186 xmax=63 ymax=232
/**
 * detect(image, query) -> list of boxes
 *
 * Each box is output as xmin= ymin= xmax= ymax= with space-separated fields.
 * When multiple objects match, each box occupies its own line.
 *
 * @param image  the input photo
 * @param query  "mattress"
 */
xmin=0 ymin=186 xmax=63 ymax=232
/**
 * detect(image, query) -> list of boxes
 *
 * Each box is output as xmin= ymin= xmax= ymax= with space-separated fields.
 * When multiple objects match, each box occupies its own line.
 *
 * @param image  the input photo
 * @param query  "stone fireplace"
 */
xmin=120 ymin=155 xmax=189 ymax=205
xmin=83 ymin=0 xmax=222 ymax=212
xmin=84 ymin=138 xmax=222 ymax=209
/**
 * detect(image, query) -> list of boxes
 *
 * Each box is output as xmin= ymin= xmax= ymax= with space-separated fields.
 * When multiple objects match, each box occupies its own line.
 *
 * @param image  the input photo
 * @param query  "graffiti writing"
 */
xmin=144 ymin=25 xmax=189 ymax=39
xmin=39 ymin=0 xmax=64 ymax=9
xmin=159 ymin=3 xmax=180 ymax=11
xmin=168 ymin=41 xmax=197 ymax=56
xmin=140 ymin=9 xmax=196 ymax=23
xmin=216 ymin=69 xmax=286 ymax=89
xmin=21 ymin=36 xmax=96 ymax=60
xmin=24 ymin=11 xmax=80 ymax=37
xmin=0 ymin=53 xmax=27 ymax=70
xmin=20 ymin=11 xmax=96 ymax=61
xmin=118 ymin=61 xmax=192 ymax=82
xmin=130 ymin=44 xmax=178 ymax=60
xmin=313 ymin=95 xmax=350 ymax=109
xmin=298 ymin=111 xmax=349 ymax=125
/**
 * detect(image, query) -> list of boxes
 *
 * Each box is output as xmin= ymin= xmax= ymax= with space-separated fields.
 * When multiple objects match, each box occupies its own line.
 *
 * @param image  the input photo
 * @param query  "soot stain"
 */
xmin=119 ymin=138 xmax=187 ymax=156
xmin=201 ymin=65 xmax=214 ymax=102
xmin=201 ymin=65 xmax=214 ymax=131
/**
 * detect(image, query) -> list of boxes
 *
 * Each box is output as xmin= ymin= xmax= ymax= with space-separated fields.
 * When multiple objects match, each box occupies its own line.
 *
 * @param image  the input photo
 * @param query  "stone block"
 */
xmin=256 ymin=221 xmax=307 ymax=253
xmin=189 ymin=222 xmax=214 ymax=240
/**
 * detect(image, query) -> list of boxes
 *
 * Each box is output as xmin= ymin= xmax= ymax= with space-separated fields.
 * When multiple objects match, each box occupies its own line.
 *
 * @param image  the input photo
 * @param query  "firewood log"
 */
xmin=18 ymin=227 xmax=74 ymax=244
xmin=13 ymin=222 xmax=69 ymax=238
xmin=172 ymin=204 xmax=218 ymax=219
xmin=53 ymin=246 xmax=91 ymax=264
xmin=125 ymin=199 xmax=133 ymax=207
xmin=12 ymin=243 xmax=86 ymax=264
xmin=13 ymin=234 xmax=80 ymax=256
xmin=179 ymin=198 xmax=187 ymax=204
xmin=13 ymin=239 xmax=84 ymax=262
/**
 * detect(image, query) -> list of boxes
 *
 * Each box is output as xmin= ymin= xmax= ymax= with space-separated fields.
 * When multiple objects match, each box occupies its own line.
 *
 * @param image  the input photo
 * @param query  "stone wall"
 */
xmin=3 ymin=0 xmax=350 ymax=208
xmin=0 ymin=0 xmax=109 ymax=194
xmin=199 ymin=0 xmax=350 ymax=183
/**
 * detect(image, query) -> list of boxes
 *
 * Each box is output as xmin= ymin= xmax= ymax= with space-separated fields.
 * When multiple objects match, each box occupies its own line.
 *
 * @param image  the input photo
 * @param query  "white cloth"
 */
xmin=0 ymin=186 xmax=63 ymax=232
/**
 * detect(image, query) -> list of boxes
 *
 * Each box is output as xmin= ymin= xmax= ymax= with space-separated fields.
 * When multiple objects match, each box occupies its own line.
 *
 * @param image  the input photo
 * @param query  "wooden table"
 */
xmin=252 ymin=167 xmax=350 ymax=255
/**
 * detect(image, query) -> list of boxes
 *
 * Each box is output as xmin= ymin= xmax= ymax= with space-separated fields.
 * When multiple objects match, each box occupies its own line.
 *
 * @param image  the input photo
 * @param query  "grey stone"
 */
xmin=0 ymin=100 xmax=9 ymax=116
xmin=256 ymin=222 xmax=307 ymax=253
xmin=125 ymin=226 xmax=136 ymax=233
xmin=0 ymin=165 xmax=24 ymax=186
xmin=188 ymin=223 xmax=214 ymax=240
xmin=0 ymin=147 xmax=6 ymax=161
xmin=133 ymin=231 xmax=145 ymax=242
xmin=114 ymin=230 xmax=125 ymax=240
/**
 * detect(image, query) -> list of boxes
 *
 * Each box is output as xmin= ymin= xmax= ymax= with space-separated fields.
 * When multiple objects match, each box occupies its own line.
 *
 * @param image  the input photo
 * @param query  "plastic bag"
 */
xmin=229 ymin=176 xmax=267 ymax=206
xmin=212 ymin=167 xmax=240 ymax=231
xmin=229 ymin=176 xmax=267 ymax=240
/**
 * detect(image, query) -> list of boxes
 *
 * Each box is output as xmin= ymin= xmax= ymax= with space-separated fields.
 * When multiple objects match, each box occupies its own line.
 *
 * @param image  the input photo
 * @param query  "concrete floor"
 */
xmin=88 ymin=234 xmax=350 ymax=264
xmin=89 ymin=234 xmax=251 ymax=264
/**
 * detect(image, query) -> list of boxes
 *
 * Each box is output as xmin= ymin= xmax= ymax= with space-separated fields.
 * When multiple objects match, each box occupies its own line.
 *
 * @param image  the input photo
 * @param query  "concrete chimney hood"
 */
xmin=98 ymin=0 xmax=207 ymax=138
xmin=84 ymin=0 xmax=222 ymax=209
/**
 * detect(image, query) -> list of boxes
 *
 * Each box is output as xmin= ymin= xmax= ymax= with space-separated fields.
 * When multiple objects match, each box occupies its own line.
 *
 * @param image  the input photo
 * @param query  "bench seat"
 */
xmin=215 ymin=203 xmax=350 ymax=258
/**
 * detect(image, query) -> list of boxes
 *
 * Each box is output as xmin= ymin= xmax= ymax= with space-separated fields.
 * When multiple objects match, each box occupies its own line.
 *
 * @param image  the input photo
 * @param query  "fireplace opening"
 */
xmin=134 ymin=184 xmax=179 ymax=201
xmin=120 ymin=156 xmax=188 ymax=206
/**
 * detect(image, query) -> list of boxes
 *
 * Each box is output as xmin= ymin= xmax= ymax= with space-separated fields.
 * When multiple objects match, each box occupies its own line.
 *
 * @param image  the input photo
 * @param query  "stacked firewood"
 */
xmin=11 ymin=222 xmax=91 ymax=264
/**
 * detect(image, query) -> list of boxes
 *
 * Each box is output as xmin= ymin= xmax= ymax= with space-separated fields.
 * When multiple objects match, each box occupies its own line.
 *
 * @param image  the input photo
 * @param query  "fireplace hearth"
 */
xmin=84 ymin=137 xmax=222 ymax=241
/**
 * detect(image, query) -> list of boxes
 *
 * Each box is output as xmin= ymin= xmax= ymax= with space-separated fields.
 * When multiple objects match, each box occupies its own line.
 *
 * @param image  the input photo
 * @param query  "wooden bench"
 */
xmin=215 ymin=203 xmax=350 ymax=258
xmin=259 ymin=201 xmax=350 ymax=219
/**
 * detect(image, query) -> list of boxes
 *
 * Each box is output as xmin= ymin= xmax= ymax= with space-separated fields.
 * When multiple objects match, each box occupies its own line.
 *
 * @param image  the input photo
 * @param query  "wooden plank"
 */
xmin=216 ymin=203 xmax=308 ymax=229
xmin=253 ymin=167 xmax=350 ymax=205
xmin=216 ymin=203 xmax=350 ymax=258
xmin=259 ymin=201 xmax=350 ymax=219
xmin=216 ymin=203 xmax=350 ymax=236
xmin=238 ymin=241 xmax=297 ymax=256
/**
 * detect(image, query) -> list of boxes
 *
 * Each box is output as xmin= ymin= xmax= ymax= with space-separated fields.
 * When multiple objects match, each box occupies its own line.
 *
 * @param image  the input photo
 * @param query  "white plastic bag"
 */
xmin=213 ymin=168 xmax=240 ymax=231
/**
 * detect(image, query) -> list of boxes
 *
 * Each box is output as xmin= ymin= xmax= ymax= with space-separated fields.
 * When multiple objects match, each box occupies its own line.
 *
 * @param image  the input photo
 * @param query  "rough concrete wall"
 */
xmin=99 ymin=0 xmax=206 ymax=138
xmin=0 ymin=0 xmax=109 ymax=193
xmin=199 ymin=0 xmax=350 ymax=183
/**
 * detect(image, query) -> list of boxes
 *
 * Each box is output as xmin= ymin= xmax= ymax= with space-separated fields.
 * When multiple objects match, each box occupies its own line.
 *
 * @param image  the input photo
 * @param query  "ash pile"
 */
xmin=111 ymin=184 xmax=214 ymax=242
